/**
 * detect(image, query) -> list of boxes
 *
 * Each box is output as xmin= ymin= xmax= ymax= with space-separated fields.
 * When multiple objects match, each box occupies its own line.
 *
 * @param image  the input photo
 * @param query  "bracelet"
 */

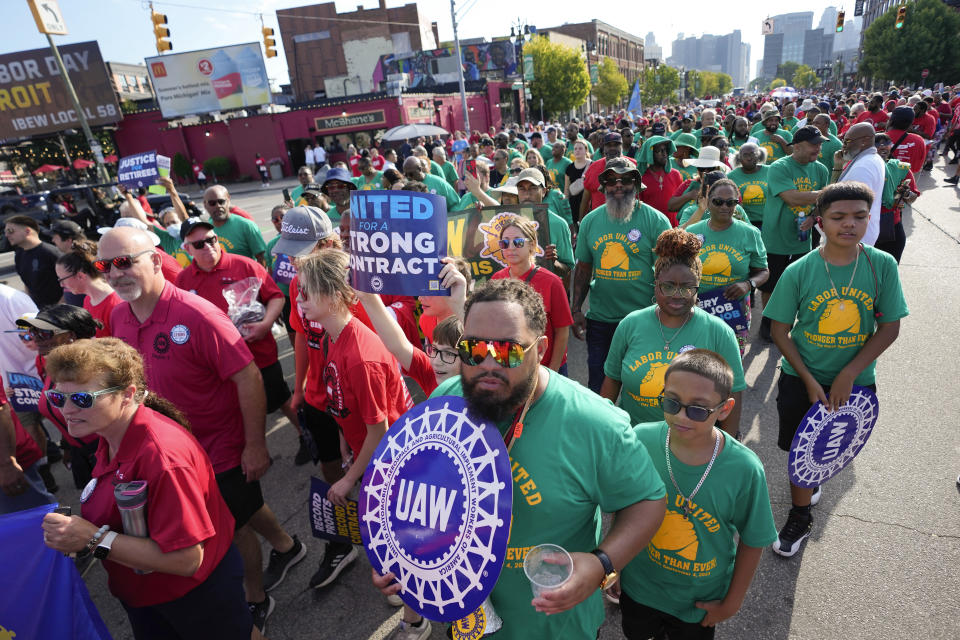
xmin=83 ymin=525 xmax=110 ymax=554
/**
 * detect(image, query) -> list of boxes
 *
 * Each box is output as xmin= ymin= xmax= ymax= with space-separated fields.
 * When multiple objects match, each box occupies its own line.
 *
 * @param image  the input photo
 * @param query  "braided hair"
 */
xmin=654 ymin=228 xmax=703 ymax=281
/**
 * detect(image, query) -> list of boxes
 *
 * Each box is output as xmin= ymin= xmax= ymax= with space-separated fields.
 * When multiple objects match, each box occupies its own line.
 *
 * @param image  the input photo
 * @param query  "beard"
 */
xmin=764 ymin=123 xmax=779 ymax=133
xmin=462 ymin=366 xmax=537 ymax=424
xmin=606 ymin=190 xmax=636 ymax=222
xmin=111 ymin=277 xmax=143 ymax=302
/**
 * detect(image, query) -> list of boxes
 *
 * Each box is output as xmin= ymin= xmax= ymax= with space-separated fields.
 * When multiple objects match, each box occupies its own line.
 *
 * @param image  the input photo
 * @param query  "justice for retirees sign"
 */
xmin=0 ymin=41 xmax=120 ymax=139
xmin=117 ymin=151 xmax=171 ymax=193
xmin=348 ymin=190 xmax=448 ymax=296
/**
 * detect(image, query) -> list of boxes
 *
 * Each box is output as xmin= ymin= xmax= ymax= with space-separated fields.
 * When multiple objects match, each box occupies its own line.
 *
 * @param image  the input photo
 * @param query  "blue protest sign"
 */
xmin=789 ymin=386 xmax=879 ymax=488
xmin=272 ymin=253 xmax=296 ymax=285
xmin=0 ymin=504 xmax=112 ymax=639
xmin=360 ymin=396 xmax=512 ymax=622
xmin=117 ymin=150 xmax=170 ymax=192
xmin=309 ymin=476 xmax=363 ymax=545
xmin=348 ymin=190 xmax=448 ymax=296
xmin=696 ymin=287 xmax=748 ymax=333
xmin=8 ymin=372 xmax=43 ymax=412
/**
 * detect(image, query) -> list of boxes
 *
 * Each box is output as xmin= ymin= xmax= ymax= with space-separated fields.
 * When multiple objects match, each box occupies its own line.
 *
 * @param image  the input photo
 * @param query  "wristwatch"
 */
xmin=94 ymin=531 xmax=119 ymax=560
xmin=590 ymin=548 xmax=618 ymax=589
xmin=747 ymin=278 xmax=757 ymax=294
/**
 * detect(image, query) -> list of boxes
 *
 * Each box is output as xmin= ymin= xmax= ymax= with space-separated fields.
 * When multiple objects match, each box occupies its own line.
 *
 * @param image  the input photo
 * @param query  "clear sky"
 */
xmin=4 ymin=0 xmax=851 ymax=89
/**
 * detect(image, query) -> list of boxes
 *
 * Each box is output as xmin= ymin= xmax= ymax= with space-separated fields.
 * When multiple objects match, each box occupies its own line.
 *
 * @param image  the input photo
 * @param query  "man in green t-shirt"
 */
xmin=669 ymin=114 xmax=695 ymax=142
xmin=544 ymin=143 xmax=572 ymax=189
xmin=432 ymin=146 xmax=459 ymax=189
xmin=572 ymin=158 xmax=672 ymax=392
xmin=320 ymin=167 xmax=356 ymax=225
xmin=289 ymin=166 xmax=314 ymax=206
xmin=565 ymin=123 xmax=594 ymax=162
xmin=351 ymin=156 xmax=384 ymax=191
xmin=539 ymin=127 xmax=562 ymax=163
xmin=754 ymin=106 xmax=794 ymax=164
xmin=515 ymin=168 xmax=574 ymax=274
xmin=411 ymin=279 xmax=666 ymax=640
xmin=202 ymin=185 xmax=267 ymax=265
xmin=812 ymin=114 xmax=843 ymax=173
xmin=401 ymin=156 xmax=460 ymax=212
xmin=763 ymin=182 xmax=908 ymax=558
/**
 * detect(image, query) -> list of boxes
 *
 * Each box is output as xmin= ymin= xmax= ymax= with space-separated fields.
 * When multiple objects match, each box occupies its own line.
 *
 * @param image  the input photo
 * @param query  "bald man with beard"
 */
xmin=834 ymin=122 xmax=885 ymax=246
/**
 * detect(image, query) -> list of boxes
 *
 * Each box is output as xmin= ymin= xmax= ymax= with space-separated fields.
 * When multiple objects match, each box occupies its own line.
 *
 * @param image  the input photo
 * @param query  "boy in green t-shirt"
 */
xmin=619 ymin=349 xmax=776 ymax=639
xmin=763 ymin=182 xmax=908 ymax=557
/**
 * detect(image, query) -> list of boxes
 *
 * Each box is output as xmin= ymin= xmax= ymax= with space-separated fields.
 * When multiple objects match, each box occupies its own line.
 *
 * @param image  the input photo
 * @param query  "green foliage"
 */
xmin=525 ymin=36 xmax=591 ymax=118
xmin=748 ymin=77 xmax=765 ymax=92
xmin=172 ymin=152 xmax=192 ymax=181
xmin=641 ymin=65 xmax=680 ymax=105
xmin=683 ymin=70 xmax=733 ymax=98
xmin=714 ymin=73 xmax=733 ymax=96
xmin=120 ymin=99 xmax=138 ymax=114
xmin=593 ymin=57 xmax=629 ymax=109
xmin=792 ymin=65 xmax=819 ymax=89
xmin=860 ymin=0 xmax=960 ymax=84
xmin=777 ymin=61 xmax=801 ymax=84
xmin=203 ymin=156 xmax=232 ymax=180
xmin=768 ymin=77 xmax=787 ymax=90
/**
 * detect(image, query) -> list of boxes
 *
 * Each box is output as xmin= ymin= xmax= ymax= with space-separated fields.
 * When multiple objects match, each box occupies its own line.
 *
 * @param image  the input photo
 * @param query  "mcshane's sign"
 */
xmin=314 ymin=109 xmax=386 ymax=133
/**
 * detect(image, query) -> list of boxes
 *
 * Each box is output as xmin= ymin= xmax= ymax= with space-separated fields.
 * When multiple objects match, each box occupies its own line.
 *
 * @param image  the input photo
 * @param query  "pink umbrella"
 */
xmin=73 ymin=158 xmax=94 ymax=169
xmin=32 ymin=164 xmax=64 ymax=175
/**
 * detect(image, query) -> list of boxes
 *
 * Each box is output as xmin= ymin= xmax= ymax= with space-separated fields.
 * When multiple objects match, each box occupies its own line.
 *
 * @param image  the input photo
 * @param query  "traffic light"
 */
xmin=895 ymin=5 xmax=907 ymax=29
xmin=262 ymin=27 xmax=277 ymax=58
xmin=836 ymin=11 xmax=845 ymax=32
xmin=152 ymin=10 xmax=172 ymax=53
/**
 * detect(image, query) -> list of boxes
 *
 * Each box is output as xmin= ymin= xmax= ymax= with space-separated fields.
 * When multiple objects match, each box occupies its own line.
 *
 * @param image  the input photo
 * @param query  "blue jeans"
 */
xmin=0 ymin=465 xmax=55 ymax=515
xmin=586 ymin=318 xmax=620 ymax=393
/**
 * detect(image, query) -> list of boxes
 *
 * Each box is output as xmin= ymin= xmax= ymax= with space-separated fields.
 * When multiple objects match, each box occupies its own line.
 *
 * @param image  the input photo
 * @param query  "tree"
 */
xmin=524 ymin=36 xmax=591 ymax=118
xmin=748 ymin=77 xmax=765 ymax=92
xmin=792 ymin=64 xmax=819 ymax=89
xmin=686 ymin=70 xmax=703 ymax=97
xmin=777 ymin=61 xmax=801 ymax=85
xmin=592 ymin=56 xmax=629 ymax=110
xmin=172 ymin=152 xmax=192 ymax=182
xmin=714 ymin=72 xmax=733 ymax=95
xmin=640 ymin=65 xmax=680 ymax=105
xmin=768 ymin=77 xmax=787 ymax=90
xmin=860 ymin=0 xmax=960 ymax=85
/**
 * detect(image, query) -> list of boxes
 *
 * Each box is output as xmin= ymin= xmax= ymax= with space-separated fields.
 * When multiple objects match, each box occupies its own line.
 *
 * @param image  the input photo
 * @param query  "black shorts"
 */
xmin=215 ymin=466 xmax=264 ymax=529
xmin=281 ymin=295 xmax=294 ymax=333
xmin=760 ymin=251 xmax=808 ymax=294
xmin=260 ymin=360 xmax=292 ymax=414
xmin=776 ymin=372 xmax=877 ymax=452
xmin=302 ymin=401 xmax=342 ymax=463
xmin=620 ymin=592 xmax=715 ymax=640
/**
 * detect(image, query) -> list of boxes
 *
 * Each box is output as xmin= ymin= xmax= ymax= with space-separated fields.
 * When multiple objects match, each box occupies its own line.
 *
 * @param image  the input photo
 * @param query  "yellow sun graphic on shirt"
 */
xmin=818 ymin=298 xmax=861 ymax=335
xmin=600 ymin=242 xmax=630 ymax=270
xmin=652 ymin=510 xmax=699 ymax=561
xmin=702 ymin=251 xmax=733 ymax=277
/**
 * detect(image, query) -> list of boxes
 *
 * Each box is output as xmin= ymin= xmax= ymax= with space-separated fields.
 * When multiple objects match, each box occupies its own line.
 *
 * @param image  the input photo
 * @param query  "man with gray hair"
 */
xmin=431 ymin=146 xmax=458 ymax=189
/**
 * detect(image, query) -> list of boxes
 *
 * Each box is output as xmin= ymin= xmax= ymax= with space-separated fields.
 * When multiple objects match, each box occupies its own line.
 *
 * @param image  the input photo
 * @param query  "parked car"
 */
xmin=0 ymin=188 xmax=48 ymax=217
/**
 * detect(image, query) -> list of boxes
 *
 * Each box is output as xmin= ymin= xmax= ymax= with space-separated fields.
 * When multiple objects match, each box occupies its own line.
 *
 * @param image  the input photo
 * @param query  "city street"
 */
xmin=8 ymin=161 xmax=960 ymax=640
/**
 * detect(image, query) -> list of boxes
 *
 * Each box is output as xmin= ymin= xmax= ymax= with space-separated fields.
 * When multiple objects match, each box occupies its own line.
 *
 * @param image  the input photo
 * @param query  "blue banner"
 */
xmin=8 ymin=372 xmax=43 ymax=412
xmin=348 ymin=190 xmax=448 ymax=296
xmin=308 ymin=477 xmax=362 ymax=545
xmin=117 ymin=150 xmax=170 ymax=192
xmin=272 ymin=253 xmax=296 ymax=285
xmin=696 ymin=287 xmax=749 ymax=333
xmin=627 ymin=80 xmax=642 ymax=120
xmin=0 ymin=504 xmax=112 ymax=639
xmin=359 ymin=396 xmax=512 ymax=622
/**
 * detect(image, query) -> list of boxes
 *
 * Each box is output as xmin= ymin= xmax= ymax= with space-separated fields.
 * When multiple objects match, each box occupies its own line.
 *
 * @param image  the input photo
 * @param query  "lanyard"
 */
xmin=501 ymin=371 xmax=540 ymax=456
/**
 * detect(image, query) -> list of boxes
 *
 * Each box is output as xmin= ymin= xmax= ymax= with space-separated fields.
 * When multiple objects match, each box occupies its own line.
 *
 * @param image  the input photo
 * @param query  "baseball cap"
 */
xmin=793 ymin=125 xmax=828 ymax=145
xmin=651 ymin=122 xmax=666 ymax=136
xmin=47 ymin=219 xmax=83 ymax=238
xmin=16 ymin=310 xmax=65 ymax=333
xmin=178 ymin=216 xmax=215 ymax=242
xmin=99 ymin=217 xmax=161 ymax=246
xmin=515 ymin=168 xmax=545 ymax=188
xmin=602 ymin=132 xmax=623 ymax=145
xmin=270 ymin=206 xmax=333 ymax=257
xmin=303 ymin=183 xmax=322 ymax=196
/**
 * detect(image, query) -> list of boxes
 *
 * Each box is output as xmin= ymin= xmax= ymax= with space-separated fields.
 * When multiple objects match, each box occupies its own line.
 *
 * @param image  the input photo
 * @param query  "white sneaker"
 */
xmin=386 ymin=593 xmax=403 ymax=606
xmin=810 ymin=485 xmax=822 ymax=506
xmin=385 ymin=618 xmax=431 ymax=640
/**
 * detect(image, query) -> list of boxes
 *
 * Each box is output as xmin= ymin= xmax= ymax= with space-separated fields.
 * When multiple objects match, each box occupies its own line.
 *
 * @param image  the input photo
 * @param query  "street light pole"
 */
xmin=450 ymin=0 xmax=470 ymax=132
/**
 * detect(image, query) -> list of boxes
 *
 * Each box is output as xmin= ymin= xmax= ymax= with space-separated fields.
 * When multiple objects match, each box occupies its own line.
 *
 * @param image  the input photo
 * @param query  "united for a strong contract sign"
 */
xmin=359 ymin=396 xmax=512 ymax=622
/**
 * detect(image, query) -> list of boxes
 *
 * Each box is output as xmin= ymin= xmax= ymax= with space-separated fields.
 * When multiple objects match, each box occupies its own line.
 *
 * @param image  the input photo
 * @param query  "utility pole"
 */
xmin=450 ymin=0 xmax=470 ymax=132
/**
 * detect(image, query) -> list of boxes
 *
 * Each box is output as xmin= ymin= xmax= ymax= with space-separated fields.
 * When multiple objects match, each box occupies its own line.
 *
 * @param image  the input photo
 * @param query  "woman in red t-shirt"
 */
xmin=55 ymin=242 xmax=122 ymax=338
xmin=41 ymin=338 xmax=250 ymax=639
xmin=491 ymin=215 xmax=573 ymax=374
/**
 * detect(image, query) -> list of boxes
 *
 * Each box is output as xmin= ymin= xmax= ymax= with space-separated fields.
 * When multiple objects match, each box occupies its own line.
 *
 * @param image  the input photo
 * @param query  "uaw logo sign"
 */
xmin=789 ymin=386 xmax=879 ymax=488
xmin=360 ymin=396 xmax=512 ymax=622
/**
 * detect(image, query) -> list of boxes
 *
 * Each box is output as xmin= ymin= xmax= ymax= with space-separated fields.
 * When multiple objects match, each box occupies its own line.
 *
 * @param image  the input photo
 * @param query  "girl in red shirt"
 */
xmin=55 ymin=243 xmax=122 ymax=338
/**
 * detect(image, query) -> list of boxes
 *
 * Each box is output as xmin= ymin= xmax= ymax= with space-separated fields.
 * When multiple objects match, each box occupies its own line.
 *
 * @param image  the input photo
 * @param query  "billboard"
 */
xmin=372 ymin=41 xmax=518 ymax=89
xmin=145 ymin=43 xmax=270 ymax=119
xmin=0 ymin=41 xmax=120 ymax=140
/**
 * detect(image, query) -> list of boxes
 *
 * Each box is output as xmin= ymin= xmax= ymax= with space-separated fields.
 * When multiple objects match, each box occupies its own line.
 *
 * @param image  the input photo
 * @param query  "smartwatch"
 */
xmin=94 ymin=531 xmax=119 ymax=560
xmin=590 ymin=548 xmax=618 ymax=589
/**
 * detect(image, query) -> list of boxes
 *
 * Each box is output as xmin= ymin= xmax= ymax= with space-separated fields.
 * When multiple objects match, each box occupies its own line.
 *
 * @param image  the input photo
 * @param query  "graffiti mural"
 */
xmin=372 ymin=41 xmax=517 ymax=89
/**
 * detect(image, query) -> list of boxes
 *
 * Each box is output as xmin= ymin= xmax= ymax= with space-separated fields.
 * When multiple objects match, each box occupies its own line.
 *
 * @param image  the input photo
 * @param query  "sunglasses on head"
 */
xmin=711 ymin=198 xmax=738 ymax=207
xmin=659 ymin=395 xmax=726 ymax=422
xmin=189 ymin=236 xmax=218 ymax=250
xmin=657 ymin=281 xmax=698 ymax=298
xmin=205 ymin=198 xmax=227 ymax=206
xmin=498 ymin=237 xmax=527 ymax=249
xmin=45 ymin=386 xmax=125 ymax=409
xmin=457 ymin=337 xmax=538 ymax=368
xmin=425 ymin=343 xmax=459 ymax=364
xmin=93 ymin=250 xmax=154 ymax=273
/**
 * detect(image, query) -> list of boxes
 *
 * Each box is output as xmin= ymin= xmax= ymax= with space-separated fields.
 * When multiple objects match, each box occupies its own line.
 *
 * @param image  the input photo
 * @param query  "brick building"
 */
xmin=543 ymin=20 xmax=645 ymax=86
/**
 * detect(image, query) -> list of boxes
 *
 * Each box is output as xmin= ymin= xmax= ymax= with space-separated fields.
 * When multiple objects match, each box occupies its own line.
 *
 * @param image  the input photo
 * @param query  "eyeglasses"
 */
xmin=457 ymin=338 xmax=538 ymax=368
xmin=57 ymin=272 xmax=76 ymax=284
xmin=188 ymin=236 xmax=218 ymax=250
xmin=711 ymin=198 xmax=739 ymax=207
xmin=659 ymin=395 xmax=727 ymax=422
xmin=603 ymin=176 xmax=635 ymax=188
xmin=509 ymin=167 xmax=523 ymax=175
xmin=205 ymin=198 xmax=227 ymax=206
xmin=425 ymin=344 xmax=459 ymax=364
xmin=657 ymin=282 xmax=698 ymax=298
xmin=45 ymin=386 xmax=125 ymax=410
xmin=498 ymin=237 xmax=527 ymax=249
xmin=94 ymin=250 xmax=154 ymax=273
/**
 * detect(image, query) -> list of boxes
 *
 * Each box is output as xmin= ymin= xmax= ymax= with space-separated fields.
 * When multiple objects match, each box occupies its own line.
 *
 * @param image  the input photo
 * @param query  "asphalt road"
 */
xmin=16 ymin=162 xmax=960 ymax=640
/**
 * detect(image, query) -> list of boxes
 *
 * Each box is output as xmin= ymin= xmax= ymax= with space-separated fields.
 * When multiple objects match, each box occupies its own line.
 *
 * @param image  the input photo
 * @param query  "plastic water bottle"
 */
xmin=797 ymin=212 xmax=809 ymax=242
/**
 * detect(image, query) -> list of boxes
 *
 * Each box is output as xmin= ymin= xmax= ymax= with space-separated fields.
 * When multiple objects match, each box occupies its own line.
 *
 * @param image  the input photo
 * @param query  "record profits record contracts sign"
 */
xmin=789 ymin=386 xmax=879 ymax=488
xmin=359 ymin=396 xmax=512 ymax=622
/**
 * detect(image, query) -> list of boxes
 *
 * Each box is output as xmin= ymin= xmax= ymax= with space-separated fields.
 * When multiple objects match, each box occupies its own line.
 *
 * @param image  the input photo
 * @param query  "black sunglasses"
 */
xmin=711 ymin=198 xmax=738 ymax=207
xmin=603 ymin=176 xmax=636 ymax=188
xmin=659 ymin=395 xmax=727 ymax=422
xmin=498 ymin=237 xmax=527 ymax=249
xmin=189 ymin=236 xmax=218 ymax=250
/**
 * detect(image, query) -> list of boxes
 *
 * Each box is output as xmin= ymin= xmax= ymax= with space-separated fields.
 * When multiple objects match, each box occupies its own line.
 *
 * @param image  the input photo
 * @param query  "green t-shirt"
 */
xmin=544 ymin=156 xmax=572 ymax=189
xmin=265 ymin=234 xmax=289 ymax=296
xmin=213 ymin=214 xmax=267 ymax=260
xmin=603 ymin=307 xmax=745 ymax=424
xmin=546 ymin=207 xmax=574 ymax=269
xmin=727 ymin=166 xmax=770 ymax=223
xmin=789 ymin=119 xmax=839 ymax=137
xmin=575 ymin=203 xmax=672 ymax=323
xmin=754 ymin=128 xmax=794 ymax=164
xmin=882 ymin=159 xmax=912 ymax=208
xmin=621 ymin=422 xmax=778 ymax=623
xmin=762 ymin=245 xmax=909 ymax=386
xmin=422 ymin=173 xmax=461 ymax=212
xmin=352 ymin=171 xmax=384 ymax=191
xmin=686 ymin=219 xmax=767 ymax=297
xmin=453 ymin=189 xmax=494 ymax=212
xmin=429 ymin=159 xmax=444 ymax=178
xmin=290 ymin=184 xmax=307 ymax=206
xmin=326 ymin=203 xmax=341 ymax=223
xmin=157 ymin=227 xmax=191 ymax=268
xmin=430 ymin=372 xmax=666 ymax=640
xmin=544 ymin=189 xmax=573 ymax=226
xmin=782 ymin=116 xmax=799 ymax=131
xmin=539 ymin=141 xmax=562 ymax=163
xmin=440 ymin=161 xmax=459 ymax=188
xmin=761 ymin=156 xmax=829 ymax=256
xmin=817 ymin=134 xmax=843 ymax=173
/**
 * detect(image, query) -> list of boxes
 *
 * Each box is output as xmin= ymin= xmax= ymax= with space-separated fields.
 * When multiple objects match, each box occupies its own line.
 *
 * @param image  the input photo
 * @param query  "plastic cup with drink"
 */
xmin=523 ymin=543 xmax=573 ymax=599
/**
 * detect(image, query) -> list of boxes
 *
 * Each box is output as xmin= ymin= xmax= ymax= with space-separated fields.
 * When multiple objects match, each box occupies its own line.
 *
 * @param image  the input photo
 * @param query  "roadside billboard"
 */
xmin=145 ymin=43 xmax=270 ymax=119
xmin=0 ymin=41 xmax=120 ymax=140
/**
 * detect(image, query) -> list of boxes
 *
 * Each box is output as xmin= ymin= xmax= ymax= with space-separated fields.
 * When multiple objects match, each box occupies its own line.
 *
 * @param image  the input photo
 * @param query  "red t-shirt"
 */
xmin=491 ymin=266 xmax=573 ymax=366
xmin=110 ymin=283 xmax=254 ymax=473
xmin=913 ymin=113 xmax=936 ymax=138
xmin=158 ymin=249 xmax=182 ymax=283
xmin=255 ymin=157 xmax=267 ymax=174
xmin=136 ymin=195 xmax=153 ymax=215
xmin=886 ymin=128 xmax=928 ymax=173
xmin=855 ymin=110 xmax=889 ymax=130
xmin=84 ymin=292 xmax=123 ymax=338
xmin=404 ymin=347 xmax=438 ymax=397
xmin=321 ymin=317 xmax=412 ymax=457
xmin=228 ymin=206 xmax=254 ymax=221
xmin=348 ymin=154 xmax=362 ymax=177
xmin=176 ymin=252 xmax=284 ymax=369
xmin=641 ymin=167 xmax=683 ymax=226
xmin=582 ymin=156 xmax=638 ymax=211
xmin=2 ymin=389 xmax=41 ymax=470
xmin=370 ymin=155 xmax=385 ymax=171
xmin=81 ymin=405 xmax=233 ymax=607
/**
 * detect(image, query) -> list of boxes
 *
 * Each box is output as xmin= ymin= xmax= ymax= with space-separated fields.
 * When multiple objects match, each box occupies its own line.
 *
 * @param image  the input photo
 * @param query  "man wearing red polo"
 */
xmin=886 ymin=106 xmax=928 ymax=173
